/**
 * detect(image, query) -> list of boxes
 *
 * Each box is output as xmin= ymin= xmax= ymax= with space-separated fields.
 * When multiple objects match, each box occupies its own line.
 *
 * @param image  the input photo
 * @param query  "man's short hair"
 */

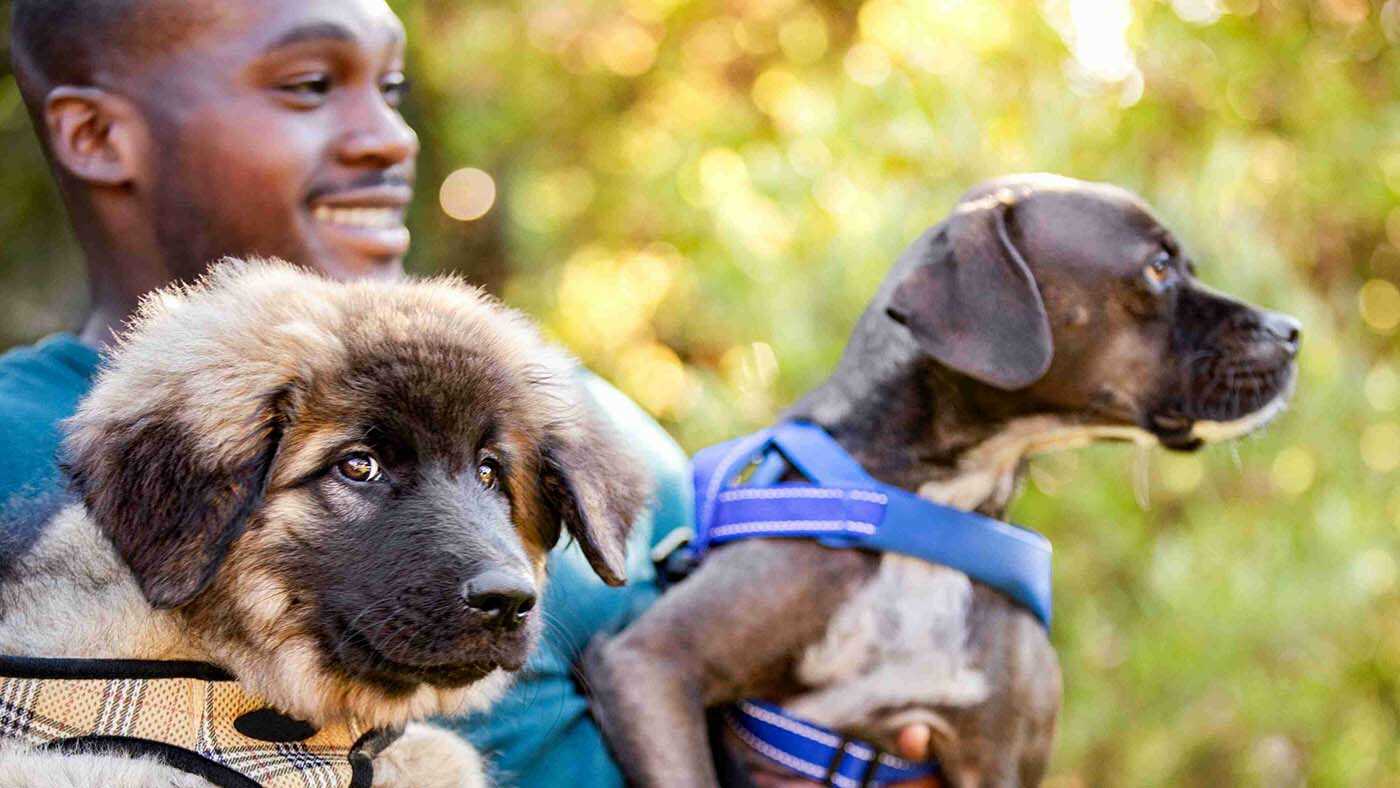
xmin=10 ymin=0 xmax=212 ymax=109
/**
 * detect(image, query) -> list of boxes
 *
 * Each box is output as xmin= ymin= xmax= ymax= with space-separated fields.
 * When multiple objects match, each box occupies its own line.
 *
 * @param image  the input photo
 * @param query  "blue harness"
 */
xmin=686 ymin=421 xmax=1053 ymax=787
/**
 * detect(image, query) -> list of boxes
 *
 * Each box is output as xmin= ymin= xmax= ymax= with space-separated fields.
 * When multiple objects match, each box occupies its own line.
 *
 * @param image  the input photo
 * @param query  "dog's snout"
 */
xmin=464 ymin=569 xmax=537 ymax=629
xmin=1260 ymin=311 xmax=1302 ymax=355
xmin=1230 ymin=308 xmax=1302 ymax=357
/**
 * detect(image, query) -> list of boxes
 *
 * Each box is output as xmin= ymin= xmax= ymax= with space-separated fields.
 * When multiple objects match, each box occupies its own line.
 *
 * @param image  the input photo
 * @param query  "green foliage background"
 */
xmin=2 ymin=1 xmax=1398 ymax=785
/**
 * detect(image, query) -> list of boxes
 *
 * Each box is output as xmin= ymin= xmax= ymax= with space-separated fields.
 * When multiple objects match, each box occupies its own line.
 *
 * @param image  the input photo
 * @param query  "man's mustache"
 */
xmin=307 ymin=173 xmax=413 ymax=202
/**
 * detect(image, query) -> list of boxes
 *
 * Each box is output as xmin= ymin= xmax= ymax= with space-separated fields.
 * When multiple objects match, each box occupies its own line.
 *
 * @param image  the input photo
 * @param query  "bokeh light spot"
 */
xmin=617 ymin=342 xmax=695 ymax=417
xmin=779 ymin=9 xmax=829 ymax=64
xmin=752 ymin=68 xmax=799 ymax=116
xmin=1160 ymin=453 xmax=1205 ymax=494
xmin=440 ymin=168 xmax=497 ymax=222
xmin=1359 ymin=279 xmax=1400 ymax=333
xmin=1360 ymin=422 xmax=1400 ymax=473
xmin=599 ymin=21 xmax=658 ymax=76
xmin=1270 ymin=447 xmax=1316 ymax=496
xmin=698 ymin=148 xmax=749 ymax=200
xmin=787 ymin=137 xmax=832 ymax=178
xmin=844 ymin=43 xmax=892 ymax=87
xmin=1352 ymin=549 xmax=1397 ymax=597
xmin=1365 ymin=363 xmax=1399 ymax=412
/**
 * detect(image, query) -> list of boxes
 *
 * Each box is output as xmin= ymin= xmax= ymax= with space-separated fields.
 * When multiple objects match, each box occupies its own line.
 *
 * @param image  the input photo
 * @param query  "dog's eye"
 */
xmin=1144 ymin=251 xmax=1173 ymax=286
xmin=477 ymin=459 xmax=500 ymax=490
xmin=337 ymin=453 xmax=382 ymax=483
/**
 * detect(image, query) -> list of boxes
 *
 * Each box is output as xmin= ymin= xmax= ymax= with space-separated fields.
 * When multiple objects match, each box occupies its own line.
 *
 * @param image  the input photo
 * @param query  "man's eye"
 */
xmin=280 ymin=74 xmax=333 ymax=101
xmin=381 ymin=73 xmax=411 ymax=106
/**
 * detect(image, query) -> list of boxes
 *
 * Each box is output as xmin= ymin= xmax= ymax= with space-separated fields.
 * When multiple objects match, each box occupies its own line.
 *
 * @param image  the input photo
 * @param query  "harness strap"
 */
xmin=692 ymin=421 xmax=1052 ymax=626
xmin=726 ymin=701 xmax=939 ymax=788
xmin=687 ymin=421 xmax=1056 ymax=786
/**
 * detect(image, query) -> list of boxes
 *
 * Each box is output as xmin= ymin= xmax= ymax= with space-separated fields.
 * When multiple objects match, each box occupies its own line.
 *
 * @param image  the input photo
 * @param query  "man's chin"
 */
xmin=303 ymin=222 xmax=411 ymax=280
xmin=306 ymin=249 xmax=407 ymax=282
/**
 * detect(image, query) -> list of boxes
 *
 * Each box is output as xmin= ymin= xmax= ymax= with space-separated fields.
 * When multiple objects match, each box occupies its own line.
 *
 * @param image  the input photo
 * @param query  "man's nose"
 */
xmin=337 ymin=95 xmax=420 ymax=168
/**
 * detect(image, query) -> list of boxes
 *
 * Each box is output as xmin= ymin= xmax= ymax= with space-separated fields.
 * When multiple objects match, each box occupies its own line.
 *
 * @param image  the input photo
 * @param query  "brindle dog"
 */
xmin=585 ymin=174 xmax=1300 ymax=787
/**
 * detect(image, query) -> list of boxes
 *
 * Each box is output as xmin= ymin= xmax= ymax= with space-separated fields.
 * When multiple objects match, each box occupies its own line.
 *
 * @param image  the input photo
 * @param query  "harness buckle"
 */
xmin=823 ymin=737 xmax=852 ymax=784
xmin=650 ymin=526 xmax=698 ymax=591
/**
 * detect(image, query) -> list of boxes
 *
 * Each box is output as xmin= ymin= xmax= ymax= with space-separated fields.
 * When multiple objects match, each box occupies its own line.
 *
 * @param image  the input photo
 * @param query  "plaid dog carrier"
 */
xmin=0 ymin=656 xmax=400 ymax=788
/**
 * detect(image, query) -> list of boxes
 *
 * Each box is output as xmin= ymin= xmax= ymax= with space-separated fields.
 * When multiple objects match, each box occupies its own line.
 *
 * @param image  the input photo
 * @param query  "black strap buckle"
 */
xmin=824 ymin=737 xmax=852 ymax=785
xmin=650 ymin=527 xmax=699 ymax=591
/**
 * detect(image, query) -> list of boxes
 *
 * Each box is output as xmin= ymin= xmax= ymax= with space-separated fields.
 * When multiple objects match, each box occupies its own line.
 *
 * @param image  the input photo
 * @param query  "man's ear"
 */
xmin=63 ymin=398 xmax=284 ymax=608
xmin=538 ymin=407 xmax=652 ymax=587
xmin=886 ymin=192 xmax=1053 ymax=390
xmin=44 ymin=86 xmax=143 ymax=186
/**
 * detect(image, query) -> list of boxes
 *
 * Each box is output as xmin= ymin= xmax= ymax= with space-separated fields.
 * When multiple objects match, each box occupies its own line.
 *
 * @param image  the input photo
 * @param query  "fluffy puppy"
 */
xmin=0 ymin=260 xmax=649 ymax=786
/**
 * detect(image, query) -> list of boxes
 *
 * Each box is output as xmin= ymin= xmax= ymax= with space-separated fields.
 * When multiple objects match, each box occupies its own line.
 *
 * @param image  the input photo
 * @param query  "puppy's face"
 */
xmin=63 ymin=260 xmax=649 ymax=725
xmin=888 ymin=173 xmax=1300 ymax=450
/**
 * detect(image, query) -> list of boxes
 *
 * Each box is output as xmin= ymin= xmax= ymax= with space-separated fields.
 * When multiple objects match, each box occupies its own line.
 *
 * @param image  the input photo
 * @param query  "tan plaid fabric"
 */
xmin=0 ymin=672 xmax=366 ymax=787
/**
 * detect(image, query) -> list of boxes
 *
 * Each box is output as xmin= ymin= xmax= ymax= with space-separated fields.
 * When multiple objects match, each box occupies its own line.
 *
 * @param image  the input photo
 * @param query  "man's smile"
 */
xmin=308 ymin=183 xmax=412 ymax=259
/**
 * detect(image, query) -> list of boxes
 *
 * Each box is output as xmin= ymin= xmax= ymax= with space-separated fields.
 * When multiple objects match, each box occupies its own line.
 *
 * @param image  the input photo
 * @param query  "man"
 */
xmin=0 ymin=1 xmax=690 ymax=785
xmin=2 ymin=1 xmax=938 ymax=784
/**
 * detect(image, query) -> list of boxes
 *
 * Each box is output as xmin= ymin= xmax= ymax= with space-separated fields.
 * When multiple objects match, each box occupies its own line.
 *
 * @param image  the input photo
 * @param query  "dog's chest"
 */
xmin=783 ymin=556 xmax=988 ymax=732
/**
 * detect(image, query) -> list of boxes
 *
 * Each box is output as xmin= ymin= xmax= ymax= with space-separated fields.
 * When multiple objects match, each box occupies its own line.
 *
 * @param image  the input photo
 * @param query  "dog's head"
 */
xmin=62 ymin=259 xmax=650 ymax=725
xmin=884 ymin=173 xmax=1300 ymax=451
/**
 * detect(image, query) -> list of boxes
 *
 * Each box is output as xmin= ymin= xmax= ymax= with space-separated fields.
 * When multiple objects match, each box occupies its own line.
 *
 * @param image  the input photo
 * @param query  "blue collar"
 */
xmin=688 ymin=421 xmax=1053 ymax=787
xmin=691 ymin=420 xmax=1053 ymax=626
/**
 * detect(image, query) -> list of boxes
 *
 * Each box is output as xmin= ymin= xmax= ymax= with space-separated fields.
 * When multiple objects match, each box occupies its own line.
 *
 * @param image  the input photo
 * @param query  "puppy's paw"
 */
xmin=372 ymin=722 xmax=490 ymax=788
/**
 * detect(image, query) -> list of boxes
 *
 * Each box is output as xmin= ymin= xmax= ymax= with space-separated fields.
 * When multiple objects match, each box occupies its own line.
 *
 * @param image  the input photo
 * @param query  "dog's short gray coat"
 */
xmin=586 ymin=174 xmax=1300 ymax=787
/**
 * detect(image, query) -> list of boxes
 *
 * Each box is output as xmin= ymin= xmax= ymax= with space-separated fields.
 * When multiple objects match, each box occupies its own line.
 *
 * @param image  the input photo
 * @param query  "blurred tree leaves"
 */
xmin=3 ymin=0 xmax=1399 ymax=784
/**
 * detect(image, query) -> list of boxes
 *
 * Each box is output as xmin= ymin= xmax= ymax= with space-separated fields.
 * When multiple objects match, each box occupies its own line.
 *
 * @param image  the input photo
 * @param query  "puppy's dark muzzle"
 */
xmin=463 ymin=568 xmax=537 ymax=631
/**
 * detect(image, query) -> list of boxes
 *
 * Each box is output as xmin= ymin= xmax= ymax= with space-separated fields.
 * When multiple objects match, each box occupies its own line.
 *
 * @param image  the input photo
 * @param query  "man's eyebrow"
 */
xmin=261 ymin=21 xmax=407 ymax=54
xmin=262 ymin=21 xmax=358 ymax=53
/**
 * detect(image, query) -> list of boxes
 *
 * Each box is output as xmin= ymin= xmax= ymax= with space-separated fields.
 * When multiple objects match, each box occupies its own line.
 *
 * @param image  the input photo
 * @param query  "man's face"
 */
xmin=125 ymin=0 xmax=418 ymax=281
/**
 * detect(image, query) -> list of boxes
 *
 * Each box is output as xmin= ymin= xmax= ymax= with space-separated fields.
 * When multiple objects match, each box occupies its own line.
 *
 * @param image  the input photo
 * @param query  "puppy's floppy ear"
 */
xmin=63 ymin=396 xmax=284 ymax=608
xmin=887 ymin=192 xmax=1053 ymax=390
xmin=539 ymin=404 xmax=652 ymax=587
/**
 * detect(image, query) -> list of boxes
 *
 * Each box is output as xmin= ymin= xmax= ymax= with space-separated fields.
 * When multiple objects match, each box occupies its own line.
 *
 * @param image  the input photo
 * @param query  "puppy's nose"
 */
xmin=463 ymin=570 xmax=536 ymax=629
xmin=1260 ymin=311 xmax=1302 ymax=356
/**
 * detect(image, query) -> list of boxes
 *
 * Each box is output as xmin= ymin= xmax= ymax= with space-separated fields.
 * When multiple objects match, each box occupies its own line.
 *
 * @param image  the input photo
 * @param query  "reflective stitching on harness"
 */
xmin=738 ymin=702 xmax=844 ymax=749
xmin=735 ymin=702 xmax=921 ymax=771
xmin=709 ymin=520 xmax=877 ymax=538
xmin=726 ymin=713 xmax=858 ymax=788
xmin=717 ymin=488 xmax=888 ymax=504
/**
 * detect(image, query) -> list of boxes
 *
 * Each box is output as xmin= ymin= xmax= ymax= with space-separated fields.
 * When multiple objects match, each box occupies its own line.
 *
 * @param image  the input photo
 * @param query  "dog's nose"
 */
xmin=463 ymin=570 xmax=537 ymax=629
xmin=1260 ymin=311 xmax=1302 ymax=356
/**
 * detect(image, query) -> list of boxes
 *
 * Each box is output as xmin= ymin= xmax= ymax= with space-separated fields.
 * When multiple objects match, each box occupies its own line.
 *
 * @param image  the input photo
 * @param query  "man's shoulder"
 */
xmin=0 ymin=334 xmax=100 ymax=507
xmin=580 ymin=372 xmax=688 ymax=482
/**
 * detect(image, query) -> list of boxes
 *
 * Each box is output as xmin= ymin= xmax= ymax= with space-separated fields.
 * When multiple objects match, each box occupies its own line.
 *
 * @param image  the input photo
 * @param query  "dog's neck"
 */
xmin=790 ymin=353 xmax=1142 ymax=519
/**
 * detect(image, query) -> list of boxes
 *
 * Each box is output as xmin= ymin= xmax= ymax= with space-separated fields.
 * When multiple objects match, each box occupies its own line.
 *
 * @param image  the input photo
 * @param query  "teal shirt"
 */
xmin=0 ymin=334 xmax=101 ymax=513
xmin=0 ymin=333 xmax=692 ymax=788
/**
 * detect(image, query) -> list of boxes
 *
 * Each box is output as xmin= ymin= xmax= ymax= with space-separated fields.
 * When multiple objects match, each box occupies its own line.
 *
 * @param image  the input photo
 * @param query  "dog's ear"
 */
xmin=63 ymin=400 xmax=283 ymax=608
xmin=887 ymin=193 xmax=1054 ymax=390
xmin=539 ymin=405 xmax=652 ymax=587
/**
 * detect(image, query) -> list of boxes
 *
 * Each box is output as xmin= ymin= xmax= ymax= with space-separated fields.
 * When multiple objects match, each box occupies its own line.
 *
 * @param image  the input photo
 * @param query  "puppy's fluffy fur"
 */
xmin=0 ymin=260 xmax=650 ymax=786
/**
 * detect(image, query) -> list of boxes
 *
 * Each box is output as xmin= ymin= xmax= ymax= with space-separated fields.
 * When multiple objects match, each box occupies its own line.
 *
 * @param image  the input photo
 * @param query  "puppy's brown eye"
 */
xmin=1145 ymin=251 xmax=1172 ymax=285
xmin=477 ymin=459 xmax=500 ymax=490
xmin=337 ymin=453 xmax=382 ymax=483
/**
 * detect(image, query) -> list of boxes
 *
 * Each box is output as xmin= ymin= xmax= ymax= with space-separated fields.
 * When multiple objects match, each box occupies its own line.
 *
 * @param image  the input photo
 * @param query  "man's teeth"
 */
xmin=313 ymin=206 xmax=401 ymax=229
